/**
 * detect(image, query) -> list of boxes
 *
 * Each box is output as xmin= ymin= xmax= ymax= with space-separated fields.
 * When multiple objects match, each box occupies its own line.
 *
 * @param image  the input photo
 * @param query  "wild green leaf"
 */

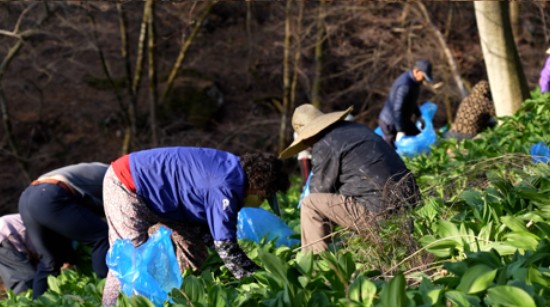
xmin=379 ymin=271 xmax=408 ymax=307
xmin=456 ymin=264 xmax=497 ymax=294
xmin=348 ymin=275 xmax=376 ymax=306
xmin=445 ymin=290 xmax=481 ymax=307
xmin=485 ymin=285 xmax=536 ymax=307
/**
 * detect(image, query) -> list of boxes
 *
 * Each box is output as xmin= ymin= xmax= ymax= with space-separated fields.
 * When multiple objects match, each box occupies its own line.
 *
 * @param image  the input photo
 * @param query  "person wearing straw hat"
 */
xmin=280 ymin=104 xmax=420 ymax=253
xmin=539 ymin=48 xmax=550 ymax=93
xmin=379 ymin=59 xmax=433 ymax=148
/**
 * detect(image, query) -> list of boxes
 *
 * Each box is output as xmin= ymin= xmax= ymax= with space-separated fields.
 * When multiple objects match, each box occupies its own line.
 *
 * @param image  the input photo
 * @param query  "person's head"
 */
xmin=412 ymin=59 xmax=433 ymax=83
xmin=279 ymin=103 xmax=353 ymax=159
xmin=240 ymin=152 xmax=290 ymax=212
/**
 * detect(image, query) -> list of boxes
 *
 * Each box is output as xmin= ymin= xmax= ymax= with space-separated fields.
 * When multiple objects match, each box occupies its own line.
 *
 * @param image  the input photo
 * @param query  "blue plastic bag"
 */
xmin=106 ymin=226 xmax=182 ymax=306
xmin=395 ymin=102 xmax=438 ymax=157
xmin=298 ymin=171 xmax=313 ymax=208
xmin=237 ymin=207 xmax=300 ymax=247
xmin=375 ymin=102 xmax=438 ymax=157
xmin=530 ymin=141 xmax=550 ymax=164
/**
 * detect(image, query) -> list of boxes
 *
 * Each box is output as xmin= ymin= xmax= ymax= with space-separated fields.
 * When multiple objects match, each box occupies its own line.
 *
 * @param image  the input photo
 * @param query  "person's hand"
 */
xmin=396 ymin=132 xmax=405 ymax=141
xmin=61 ymin=262 xmax=76 ymax=270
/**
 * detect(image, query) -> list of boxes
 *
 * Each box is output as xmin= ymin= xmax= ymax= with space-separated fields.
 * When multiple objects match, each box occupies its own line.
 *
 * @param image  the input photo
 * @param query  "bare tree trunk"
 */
xmin=475 ymin=0 xmax=529 ymax=117
xmin=245 ymin=1 xmax=252 ymax=88
xmin=509 ymin=1 xmax=520 ymax=42
xmin=88 ymin=12 xmax=126 ymax=117
xmin=146 ymin=0 xmax=158 ymax=146
xmin=538 ymin=2 xmax=549 ymax=44
xmin=115 ymin=2 xmax=133 ymax=155
xmin=160 ymin=1 xmax=216 ymax=105
xmin=311 ymin=0 xmax=325 ymax=108
xmin=117 ymin=1 xmax=149 ymax=154
xmin=279 ymin=0 xmax=292 ymax=153
xmin=416 ymin=2 xmax=467 ymax=99
xmin=289 ymin=0 xmax=304 ymax=110
xmin=0 ymin=41 xmax=30 ymax=182
xmin=0 ymin=4 xmax=42 ymax=182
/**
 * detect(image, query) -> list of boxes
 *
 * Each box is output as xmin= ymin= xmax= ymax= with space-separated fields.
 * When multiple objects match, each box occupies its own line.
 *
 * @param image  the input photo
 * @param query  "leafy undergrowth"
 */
xmin=2 ymin=91 xmax=550 ymax=306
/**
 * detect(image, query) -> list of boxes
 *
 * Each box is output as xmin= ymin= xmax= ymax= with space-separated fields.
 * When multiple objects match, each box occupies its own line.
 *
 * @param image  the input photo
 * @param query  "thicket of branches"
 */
xmin=0 ymin=1 xmax=548 ymax=214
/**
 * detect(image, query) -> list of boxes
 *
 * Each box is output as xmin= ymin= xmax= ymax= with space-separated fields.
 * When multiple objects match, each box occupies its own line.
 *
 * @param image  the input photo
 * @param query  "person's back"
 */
xmin=378 ymin=60 xmax=432 ymax=147
xmin=447 ymin=80 xmax=495 ymax=139
xmin=379 ymin=71 xmax=421 ymax=129
xmin=310 ymin=121 xmax=417 ymax=213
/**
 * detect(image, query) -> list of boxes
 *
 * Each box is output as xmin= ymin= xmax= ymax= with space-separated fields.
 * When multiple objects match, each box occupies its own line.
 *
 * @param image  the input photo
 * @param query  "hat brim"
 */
xmin=421 ymin=72 xmax=433 ymax=83
xmin=279 ymin=107 xmax=353 ymax=159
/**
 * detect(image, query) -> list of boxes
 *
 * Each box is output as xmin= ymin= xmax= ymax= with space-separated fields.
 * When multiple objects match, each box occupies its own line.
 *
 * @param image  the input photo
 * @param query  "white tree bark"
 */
xmin=474 ymin=1 xmax=529 ymax=117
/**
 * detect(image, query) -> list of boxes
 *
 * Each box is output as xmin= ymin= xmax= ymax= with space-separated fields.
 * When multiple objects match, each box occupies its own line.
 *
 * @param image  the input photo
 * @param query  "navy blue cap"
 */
xmin=415 ymin=60 xmax=433 ymax=82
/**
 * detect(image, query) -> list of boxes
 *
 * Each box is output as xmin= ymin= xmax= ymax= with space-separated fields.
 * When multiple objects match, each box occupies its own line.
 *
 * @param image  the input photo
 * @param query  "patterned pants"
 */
xmin=101 ymin=166 xmax=211 ymax=306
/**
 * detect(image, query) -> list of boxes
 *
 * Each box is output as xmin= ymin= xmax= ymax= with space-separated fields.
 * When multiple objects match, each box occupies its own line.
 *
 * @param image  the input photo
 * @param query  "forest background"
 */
xmin=0 ymin=1 xmax=549 ymax=215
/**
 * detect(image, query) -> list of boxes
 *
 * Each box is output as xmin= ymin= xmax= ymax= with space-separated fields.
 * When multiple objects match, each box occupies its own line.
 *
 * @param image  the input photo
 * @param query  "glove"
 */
xmin=396 ymin=132 xmax=405 ymax=142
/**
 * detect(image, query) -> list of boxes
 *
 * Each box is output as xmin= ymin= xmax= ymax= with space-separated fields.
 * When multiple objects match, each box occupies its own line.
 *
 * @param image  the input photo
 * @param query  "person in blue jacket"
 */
xmin=101 ymin=147 xmax=289 ymax=306
xmin=379 ymin=59 xmax=433 ymax=148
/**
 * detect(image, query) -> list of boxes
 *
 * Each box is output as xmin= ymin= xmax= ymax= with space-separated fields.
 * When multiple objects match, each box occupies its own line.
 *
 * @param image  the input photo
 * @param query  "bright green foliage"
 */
xmin=3 ymin=92 xmax=550 ymax=306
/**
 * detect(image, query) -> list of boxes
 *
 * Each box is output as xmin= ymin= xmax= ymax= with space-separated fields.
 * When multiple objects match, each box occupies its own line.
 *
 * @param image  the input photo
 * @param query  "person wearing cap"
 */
xmin=101 ymin=147 xmax=289 ymax=306
xmin=280 ymin=104 xmax=421 ymax=253
xmin=539 ymin=48 xmax=550 ymax=93
xmin=18 ymin=162 xmax=110 ymax=298
xmin=444 ymin=80 xmax=496 ymax=140
xmin=0 ymin=213 xmax=37 ymax=294
xmin=379 ymin=59 xmax=433 ymax=148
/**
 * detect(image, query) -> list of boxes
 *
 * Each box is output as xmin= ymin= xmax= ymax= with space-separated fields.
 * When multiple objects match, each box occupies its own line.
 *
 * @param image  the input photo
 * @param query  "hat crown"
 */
xmin=415 ymin=59 xmax=432 ymax=81
xmin=292 ymin=104 xmax=324 ymax=135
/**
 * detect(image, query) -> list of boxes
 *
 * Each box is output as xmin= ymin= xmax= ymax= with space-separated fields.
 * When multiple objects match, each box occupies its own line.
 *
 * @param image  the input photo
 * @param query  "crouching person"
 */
xmin=0 ymin=214 xmax=37 ymax=294
xmin=18 ymin=162 xmax=110 ymax=298
xmin=280 ymin=104 xmax=421 ymax=253
xmin=101 ymin=147 xmax=290 ymax=306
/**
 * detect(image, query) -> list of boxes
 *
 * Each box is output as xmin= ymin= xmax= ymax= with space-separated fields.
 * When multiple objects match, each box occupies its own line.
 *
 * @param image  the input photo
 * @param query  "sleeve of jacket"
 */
xmin=392 ymin=85 xmax=409 ymax=132
xmin=310 ymin=143 xmax=340 ymax=193
xmin=214 ymin=240 xmax=259 ymax=279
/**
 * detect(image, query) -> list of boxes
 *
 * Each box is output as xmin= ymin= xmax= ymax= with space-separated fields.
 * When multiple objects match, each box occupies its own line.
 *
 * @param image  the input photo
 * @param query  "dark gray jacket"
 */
xmin=379 ymin=71 xmax=421 ymax=133
xmin=310 ymin=121 xmax=419 ymax=212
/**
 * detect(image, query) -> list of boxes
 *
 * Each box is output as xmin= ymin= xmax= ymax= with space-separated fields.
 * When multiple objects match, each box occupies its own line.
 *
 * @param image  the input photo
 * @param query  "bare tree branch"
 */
xmin=160 ymin=0 xmax=217 ymax=105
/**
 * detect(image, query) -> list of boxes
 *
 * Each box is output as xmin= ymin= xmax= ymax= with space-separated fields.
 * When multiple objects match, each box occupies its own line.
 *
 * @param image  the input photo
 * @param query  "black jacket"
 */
xmin=310 ymin=121 xmax=419 ymax=212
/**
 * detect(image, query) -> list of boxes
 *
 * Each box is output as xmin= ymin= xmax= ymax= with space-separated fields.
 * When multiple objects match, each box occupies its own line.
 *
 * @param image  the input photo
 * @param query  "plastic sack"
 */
xmin=530 ymin=141 xmax=550 ymax=164
xmin=298 ymin=171 xmax=313 ymax=208
xmin=106 ymin=226 xmax=182 ymax=306
xmin=237 ymin=207 xmax=300 ymax=247
xmin=395 ymin=102 xmax=438 ymax=157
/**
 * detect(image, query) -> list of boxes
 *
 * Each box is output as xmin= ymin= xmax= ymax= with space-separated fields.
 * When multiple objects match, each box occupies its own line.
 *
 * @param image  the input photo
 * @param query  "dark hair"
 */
xmin=240 ymin=152 xmax=290 ymax=199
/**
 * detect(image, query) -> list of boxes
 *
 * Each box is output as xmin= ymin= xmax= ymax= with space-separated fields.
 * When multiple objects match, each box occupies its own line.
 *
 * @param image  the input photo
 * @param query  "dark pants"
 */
xmin=18 ymin=183 xmax=109 ymax=298
xmin=0 ymin=240 xmax=35 ymax=294
xmin=379 ymin=119 xmax=421 ymax=149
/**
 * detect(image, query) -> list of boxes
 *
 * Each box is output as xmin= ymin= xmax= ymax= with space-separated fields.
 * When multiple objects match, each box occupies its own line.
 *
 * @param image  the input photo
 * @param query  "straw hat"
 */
xmin=279 ymin=104 xmax=353 ymax=159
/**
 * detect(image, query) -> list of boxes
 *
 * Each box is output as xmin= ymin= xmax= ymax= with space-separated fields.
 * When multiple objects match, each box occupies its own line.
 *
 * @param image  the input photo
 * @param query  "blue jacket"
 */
xmin=129 ymin=147 xmax=246 ymax=242
xmin=379 ymin=71 xmax=421 ymax=132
